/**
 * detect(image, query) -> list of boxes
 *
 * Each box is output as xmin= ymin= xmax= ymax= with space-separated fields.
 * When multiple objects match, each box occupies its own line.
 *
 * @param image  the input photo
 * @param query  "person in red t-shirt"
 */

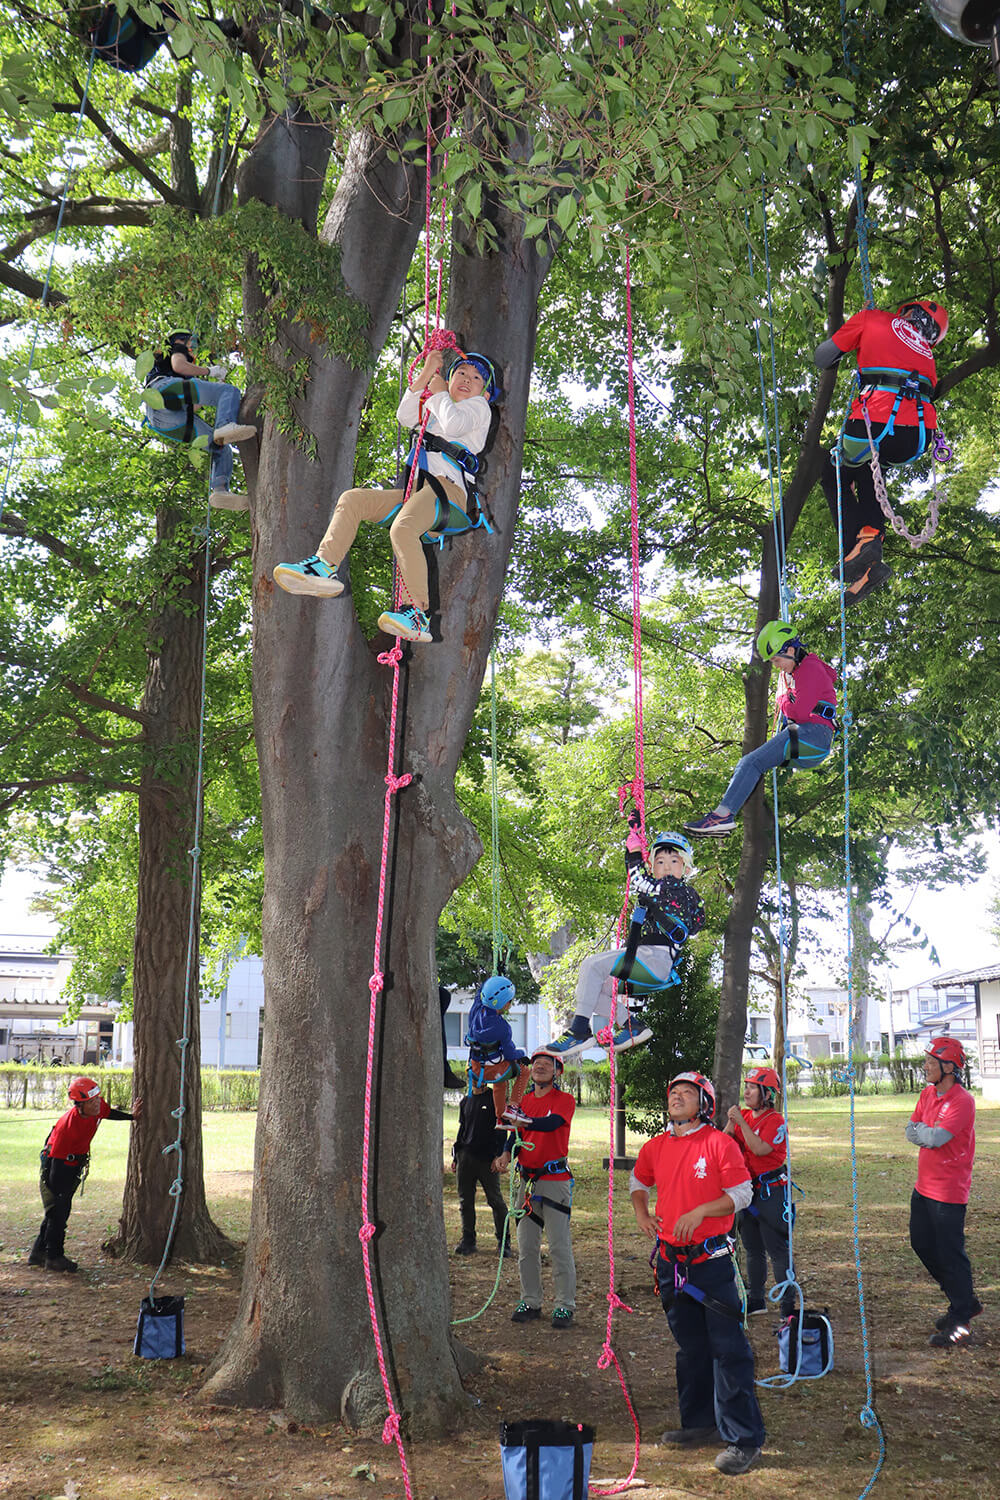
xmin=724 ymin=1066 xmax=795 ymax=1317
xmin=630 ymin=1070 xmax=765 ymax=1478
xmin=494 ymin=1051 xmax=576 ymax=1329
xmin=814 ymin=299 xmax=947 ymax=606
xmin=905 ymin=1037 xmax=981 ymax=1347
xmin=29 ymin=1075 xmax=143 ymax=1273
xmin=685 ymin=619 xmax=837 ymax=839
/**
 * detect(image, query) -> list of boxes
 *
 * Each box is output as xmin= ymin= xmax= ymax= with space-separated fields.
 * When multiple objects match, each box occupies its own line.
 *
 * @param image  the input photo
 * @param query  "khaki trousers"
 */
xmin=316 ymin=476 xmax=466 ymax=611
xmin=515 ymin=1176 xmax=576 ymax=1311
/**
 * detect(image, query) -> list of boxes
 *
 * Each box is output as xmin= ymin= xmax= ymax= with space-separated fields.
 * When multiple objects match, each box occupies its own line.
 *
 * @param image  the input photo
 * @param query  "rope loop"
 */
xmin=377 ymin=643 xmax=405 ymax=667
xmin=168 ymin=1176 xmax=184 ymax=1197
xmin=368 ymin=972 xmax=384 ymax=996
xmin=170 ymin=1104 xmax=186 ymax=1119
xmin=596 ymin=1343 xmax=615 ymax=1371
xmin=161 ymin=1140 xmax=180 ymax=1156
xmin=860 ymin=1405 xmax=880 ymax=1430
xmin=595 ymin=1024 xmax=615 ymax=1048
xmin=176 ymin=1036 xmax=190 ymax=1050
xmin=359 ymin=1220 xmax=377 ymax=1243
xmin=384 ymin=771 xmax=413 ymax=794
xmin=607 ymin=1290 xmax=634 ymax=1315
xmin=382 ymin=1412 xmax=402 ymax=1445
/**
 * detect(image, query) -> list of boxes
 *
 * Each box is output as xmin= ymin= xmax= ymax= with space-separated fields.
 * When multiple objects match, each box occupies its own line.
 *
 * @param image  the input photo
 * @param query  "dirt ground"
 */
xmin=1 ymin=1101 xmax=997 ymax=1500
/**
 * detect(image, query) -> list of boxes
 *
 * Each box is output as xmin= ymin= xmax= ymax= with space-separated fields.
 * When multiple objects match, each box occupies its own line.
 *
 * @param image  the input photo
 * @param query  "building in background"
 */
xmin=443 ymin=986 xmax=546 ymax=1071
xmin=881 ymin=970 xmax=977 ymax=1052
xmin=0 ymin=935 xmax=117 ymax=1064
xmin=748 ymin=986 xmax=882 ymax=1061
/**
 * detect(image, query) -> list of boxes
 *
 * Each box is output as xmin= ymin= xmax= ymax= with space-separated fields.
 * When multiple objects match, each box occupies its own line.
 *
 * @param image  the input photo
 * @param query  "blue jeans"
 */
xmin=909 ymin=1190 xmax=978 ymax=1322
xmin=658 ymin=1252 xmax=766 ymax=1448
xmin=721 ymin=723 xmax=834 ymax=815
xmin=144 ymin=378 xmax=242 ymax=489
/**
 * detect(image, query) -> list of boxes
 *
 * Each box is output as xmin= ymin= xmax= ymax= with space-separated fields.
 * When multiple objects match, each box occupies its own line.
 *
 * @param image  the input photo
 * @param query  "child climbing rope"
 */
xmin=28 ymin=1076 xmax=142 ymax=1272
xmin=544 ymin=823 xmax=705 ymax=1058
xmin=272 ymin=348 xmax=499 ymax=643
xmin=814 ymin=299 xmax=948 ymax=605
xmin=465 ymin=975 xmax=531 ymax=1128
xmin=724 ymin=1066 xmax=796 ymax=1317
xmin=142 ymin=330 xmax=256 ymax=511
xmin=684 ymin=620 xmax=837 ymax=838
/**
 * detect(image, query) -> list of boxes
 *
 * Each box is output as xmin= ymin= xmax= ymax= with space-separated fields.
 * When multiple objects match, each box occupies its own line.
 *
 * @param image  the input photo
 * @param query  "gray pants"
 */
xmin=573 ymin=944 xmax=670 ymax=1029
xmin=515 ymin=1176 xmax=576 ymax=1311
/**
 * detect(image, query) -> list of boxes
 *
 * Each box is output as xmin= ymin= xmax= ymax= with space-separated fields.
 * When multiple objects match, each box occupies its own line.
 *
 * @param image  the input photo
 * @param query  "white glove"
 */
xmin=207 ymin=364 xmax=227 ymax=381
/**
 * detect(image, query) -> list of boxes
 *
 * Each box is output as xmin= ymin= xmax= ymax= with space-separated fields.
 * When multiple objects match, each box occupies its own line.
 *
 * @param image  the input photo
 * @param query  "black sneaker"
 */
xmin=511 ymin=1301 xmax=541 ymax=1323
xmin=746 ymin=1297 xmax=767 ymax=1315
xmin=929 ymin=1321 xmax=973 ymax=1348
xmin=444 ymin=1066 xmax=466 ymax=1090
xmin=714 ymin=1444 xmax=762 ymax=1475
xmin=497 ymin=1241 xmax=514 ymax=1259
xmin=28 ymin=1245 xmax=47 ymax=1267
xmin=453 ymin=1239 xmax=477 ymax=1256
xmin=45 ymin=1255 xmax=78 ymax=1273
xmin=845 ymin=560 xmax=891 ymax=607
xmin=935 ymin=1298 xmax=982 ymax=1330
xmin=660 ymin=1426 xmax=721 ymax=1447
xmin=551 ymin=1306 xmax=574 ymax=1329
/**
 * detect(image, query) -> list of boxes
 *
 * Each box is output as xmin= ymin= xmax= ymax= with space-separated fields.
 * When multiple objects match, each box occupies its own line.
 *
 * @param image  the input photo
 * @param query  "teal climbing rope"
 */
xmin=488 ymin=641 xmax=507 ymax=974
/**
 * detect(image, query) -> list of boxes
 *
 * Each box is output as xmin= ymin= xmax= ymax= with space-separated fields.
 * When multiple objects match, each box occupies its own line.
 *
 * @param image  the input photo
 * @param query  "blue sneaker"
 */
xmin=378 ymin=604 xmax=432 ymax=642
xmin=273 ymin=555 xmax=344 ymax=598
xmin=684 ymin=810 xmax=735 ymax=837
xmin=610 ymin=1016 xmax=653 ymax=1053
xmin=541 ymin=1027 xmax=593 ymax=1061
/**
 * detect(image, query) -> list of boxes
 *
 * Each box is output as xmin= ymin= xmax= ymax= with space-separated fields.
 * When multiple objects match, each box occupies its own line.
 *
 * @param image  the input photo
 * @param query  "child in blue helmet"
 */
xmin=272 ymin=348 xmax=499 ymax=642
xmin=466 ymin=975 xmax=531 ymax=1127
xmin=544 ymin=824 xmax=706 ymax=1059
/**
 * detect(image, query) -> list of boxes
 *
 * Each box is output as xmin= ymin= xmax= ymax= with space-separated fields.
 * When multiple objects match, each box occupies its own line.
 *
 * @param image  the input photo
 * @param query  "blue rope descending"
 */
xmin=840 ymin=0 xmax=876 ymax=310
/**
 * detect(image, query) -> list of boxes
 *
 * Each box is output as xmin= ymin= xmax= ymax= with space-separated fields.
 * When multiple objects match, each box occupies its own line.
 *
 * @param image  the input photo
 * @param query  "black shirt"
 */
xmin=453 ymin=1092 xmax=507 ymax=1161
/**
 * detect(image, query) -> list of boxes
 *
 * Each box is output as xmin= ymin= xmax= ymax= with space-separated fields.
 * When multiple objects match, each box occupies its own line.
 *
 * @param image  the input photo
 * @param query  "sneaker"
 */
xmin=714 ymin=1444 xmax=762 ymax=1475
xmin=845 ymin=560 xmax=891 ymax=607
xmin=684 ymin=810 xmax=735 ymax=837
xmin=443 ymin=1065 xmax=466 ymax=1090
xmin=831 ymin=529 xmax=882 ymax=584
xmin=551 ymin=1306 xmax=574 ymax=1329
xmin=500 ymin=1104 xmax=532 ymax=1127
xmin=27 ymin=1249 xmax=47 ymax=1267
xmin=610 ymin=1017 xmax=653 ymax=1053
xmin=497 ymin=1240 xmax=514 ymax=1259
xmin=929 ymin=1321 xmax=974 ymax=1348
xmin=377 ymin=605 xmax=432 ymax=643
xmin=747 ymin=1297 xmax=768 ymax=1315
xmin=660 ymin=1426 xmax=721 ymax=1448
xmin=541 ymin=1026 xmax=593 ymax=1060
xmin=935 ymin=1299 xmax=982 ymax=1330
xmin=511 ymin=1300 xmax=541 ymax=1323
xmin=453 ymin=1239 xmax=477 ymax=1256
xmin=213 ymin=423 xmax=257 ymax=444
xmin=273 ymin=556 xmax=345 ymax=598
xmin=45 ymin=1255 xmax=78 ymax=1273
xmin=209 ymin=490 xmax=250 ymax=511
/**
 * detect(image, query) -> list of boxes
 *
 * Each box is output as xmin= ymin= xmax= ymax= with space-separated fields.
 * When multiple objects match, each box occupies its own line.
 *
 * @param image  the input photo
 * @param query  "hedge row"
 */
xmin=0 ymin=1065 xmax=260 ymax=1111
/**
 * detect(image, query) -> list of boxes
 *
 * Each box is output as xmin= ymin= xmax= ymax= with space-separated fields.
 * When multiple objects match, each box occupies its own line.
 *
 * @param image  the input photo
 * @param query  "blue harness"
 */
xmin=839 ymin=366 xmax=933 ymax=468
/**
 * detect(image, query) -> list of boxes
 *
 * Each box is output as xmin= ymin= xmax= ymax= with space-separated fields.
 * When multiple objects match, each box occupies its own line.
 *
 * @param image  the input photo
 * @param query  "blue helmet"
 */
xmin=446 ymin=351 xmax=499 ymax=401
xmin=480 ymin=974 xmax=515 ymax=1011
xmin=651 ymin=831 xmax=695 ymax=873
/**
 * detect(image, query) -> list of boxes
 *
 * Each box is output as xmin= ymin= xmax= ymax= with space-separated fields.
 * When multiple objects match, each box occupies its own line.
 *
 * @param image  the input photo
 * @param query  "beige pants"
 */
xmin=515 ymin=1176 xmax=576 ymax=1311
xmin=317 ymin=476 xmax=466 ymax=611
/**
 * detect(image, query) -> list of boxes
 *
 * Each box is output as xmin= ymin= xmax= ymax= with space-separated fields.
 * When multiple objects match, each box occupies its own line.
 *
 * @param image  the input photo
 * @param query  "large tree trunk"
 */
xmin=204 ymin=114 xmax=551 ymax=1427
xmin=107 ymin=505 xmax=231 ymax=1262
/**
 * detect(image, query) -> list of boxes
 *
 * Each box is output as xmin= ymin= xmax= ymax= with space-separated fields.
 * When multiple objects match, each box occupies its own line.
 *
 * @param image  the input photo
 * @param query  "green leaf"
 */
xmin=464 ymin=180 xmax=483 ymax=219
xmin=169 ymin=22 xmax=194 ymax=56
xmin=555 ymin=192 xmax=577 ymax=232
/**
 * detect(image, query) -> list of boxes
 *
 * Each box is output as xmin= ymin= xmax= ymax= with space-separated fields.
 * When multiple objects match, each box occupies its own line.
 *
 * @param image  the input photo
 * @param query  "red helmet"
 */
xmin=745 ymin=1065 xmax=781 ymax=1100
xmin=668 ymin=1070 xmax=716 ymax=1121
xmin=925 ymin=1036 xmax=965 ymax=1070
xmin=68 ymin=1076 xmax=101 ymax=1102
xmin=530 ymin=1048 xmax=564 ymax=1075
xmin=897 ymin=299 xmax=948 ymax=346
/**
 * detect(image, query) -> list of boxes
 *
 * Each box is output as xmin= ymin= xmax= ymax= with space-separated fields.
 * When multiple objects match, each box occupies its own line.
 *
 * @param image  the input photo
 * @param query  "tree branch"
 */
xmin=67 ymin=86 xmax=190 ymax=208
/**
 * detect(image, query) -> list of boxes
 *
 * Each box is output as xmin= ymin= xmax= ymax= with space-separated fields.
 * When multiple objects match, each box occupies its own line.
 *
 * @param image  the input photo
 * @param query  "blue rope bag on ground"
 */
xmin=134 ymin=1294 xmax=185 ymax=1359
xmin=500 ymin=1419 xmax=594 ymax=1500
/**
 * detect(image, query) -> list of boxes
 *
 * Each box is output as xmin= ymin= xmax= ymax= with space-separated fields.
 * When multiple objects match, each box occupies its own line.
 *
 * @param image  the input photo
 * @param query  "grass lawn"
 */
xmin=0 ymin=1094 xmax=997 ymax=1499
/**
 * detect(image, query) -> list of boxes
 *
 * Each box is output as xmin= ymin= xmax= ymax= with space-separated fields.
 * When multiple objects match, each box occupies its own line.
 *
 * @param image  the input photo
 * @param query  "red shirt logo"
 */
xmin=890 ymin=316 xmax=932 ymax=358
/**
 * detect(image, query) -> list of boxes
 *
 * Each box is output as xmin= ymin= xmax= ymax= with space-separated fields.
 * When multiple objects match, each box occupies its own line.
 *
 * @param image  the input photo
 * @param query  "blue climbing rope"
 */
xmin=840 ymin=0 xmax=876 ymax=311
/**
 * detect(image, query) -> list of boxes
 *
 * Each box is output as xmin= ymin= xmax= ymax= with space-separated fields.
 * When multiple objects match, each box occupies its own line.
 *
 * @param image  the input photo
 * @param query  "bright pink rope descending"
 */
xmin=623 ymin=244 xmax=647 ymax=843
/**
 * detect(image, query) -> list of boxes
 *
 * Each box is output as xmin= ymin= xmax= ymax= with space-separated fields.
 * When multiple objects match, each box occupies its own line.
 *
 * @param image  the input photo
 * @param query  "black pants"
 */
xmin=738 ymin=1187 xmax=795 ymax=1315
xmin=33 ymin=1154 xmax=84 ymax=1259
xmin=456 ymin=1149 xmax=509 ymax=1242
xmin=821 ymin=423 xmax=930 ymax=548
xmin=909 ymin=1189 xmax=978 ymax=1323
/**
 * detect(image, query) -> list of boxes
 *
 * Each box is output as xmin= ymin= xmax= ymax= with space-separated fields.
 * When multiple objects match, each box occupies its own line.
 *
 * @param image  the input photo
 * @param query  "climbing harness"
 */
xmin=609 ymin=903 xmax=683 ymax=994
xmin=657 ymin=1237 xmax=746 ymax=1323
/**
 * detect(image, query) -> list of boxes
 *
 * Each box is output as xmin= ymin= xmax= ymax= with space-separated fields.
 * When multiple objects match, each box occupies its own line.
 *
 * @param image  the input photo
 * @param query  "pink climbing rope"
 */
xmin=587 ymin=242 xmax=645 ymax=1496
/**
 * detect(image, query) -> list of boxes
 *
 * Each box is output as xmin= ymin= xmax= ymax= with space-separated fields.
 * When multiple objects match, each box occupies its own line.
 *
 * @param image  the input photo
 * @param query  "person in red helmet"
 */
xmin=630 ymin=1071 xmax=765 ymax=1477
xmin=814 ymin=298 xmax=947 ymax=605
xmin=28 ymin=1076 xmax=142 ymax=1273
xmin=724 ymin=1066 xmax=795 ymax=1317
xmin=906 ymin=1037 xmax=981 ymax=1346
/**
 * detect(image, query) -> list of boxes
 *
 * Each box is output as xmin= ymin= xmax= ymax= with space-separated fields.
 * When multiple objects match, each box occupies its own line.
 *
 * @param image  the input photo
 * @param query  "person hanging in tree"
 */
xmin=142 ymin=330 xmax=257 ymax=511
xmin=28 ymin=1076 xmax=142 ymax=1273
xmin=544 ymin=823 xmax=705 ymax=1059
xmin=465 ymin=975 xmax=532 ymax=1128
xmin=684 ymin=620 xmax=837 ymax=838
xmin=724 ymin=1066 xmax=796 ymax=1317
xmin=814 ymin=299 xmax=948 ymax=606
xmin=272 ymin=348 xmax=499 ymax=643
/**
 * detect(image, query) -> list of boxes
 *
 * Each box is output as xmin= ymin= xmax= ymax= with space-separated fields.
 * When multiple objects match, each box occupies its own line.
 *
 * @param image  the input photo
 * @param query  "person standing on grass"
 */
xmin=906 ymin=1036 xmax=982 ymax=1347
xmin=449 ymin=1082 xmax=513 ymax=1258
xmin=29 ymin=1076 xmax=142 ymax=1273
xmin=724 ymin=1065 xmax=796 ymax=1317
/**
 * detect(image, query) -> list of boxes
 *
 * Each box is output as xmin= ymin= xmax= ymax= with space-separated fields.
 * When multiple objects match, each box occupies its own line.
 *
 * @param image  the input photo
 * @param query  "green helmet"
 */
xmin=756 ymin=619 xmax=801 ymax=661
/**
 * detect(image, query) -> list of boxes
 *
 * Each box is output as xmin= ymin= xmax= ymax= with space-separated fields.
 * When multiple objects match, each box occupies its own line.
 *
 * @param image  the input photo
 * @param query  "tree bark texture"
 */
xmin=107 ymin=506 xmax=232 ymax=1263
xmin=204 ymin=116 xmax=551 ymax=1430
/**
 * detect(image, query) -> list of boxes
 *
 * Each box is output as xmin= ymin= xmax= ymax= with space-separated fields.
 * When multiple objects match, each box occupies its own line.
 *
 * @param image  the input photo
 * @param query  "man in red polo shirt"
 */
xmin=494 ymin=1050 xmax=576 ymax=1329
xmin=29 ymin=1076 xmax=142 ymax=1273
xmin=631 ymin=1070 xmax=764 ymax=1477
xmin=906 ymin=1037 xmax=981 ymax=1346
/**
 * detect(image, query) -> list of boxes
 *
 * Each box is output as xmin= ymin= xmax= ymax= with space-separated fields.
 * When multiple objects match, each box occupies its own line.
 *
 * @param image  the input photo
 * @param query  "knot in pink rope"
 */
xmin=384 ymin=772 xmax=413 ymax=794
xmin=359 ymin=1220 xmax=377 ymax=1243
xmin=382 ymin=1412 xmax=401 ymax=1445
xmin=377 ymin=643 xmax=404 ymax=667
xmin=607 ymin=1290 xmax=634 ymax=1315
xmin=407 ymin=327 xmax=464 ymax=383
xmin=597 ymin=1343 xmax=617 ymax=1371
xmin=368 ymin=972 xmax=384 ymax=996
xmin=595 ymin=1024 xmax=615 ymax=1048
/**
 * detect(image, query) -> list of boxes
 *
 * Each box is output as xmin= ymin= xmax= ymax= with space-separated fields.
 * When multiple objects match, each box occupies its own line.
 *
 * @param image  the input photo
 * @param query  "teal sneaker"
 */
xmin=273 ymin=556 xmax=344 ymax=598
xmin=377 ymin=604 xmax=432 ymax=642
xmin=609 ymin=1016 xmax=653 ymax=1053
xmin=511 ymin=1300 xmax=541 ymax=1323
xmin=551 ymin=1306 xmax=574 ymax=1329
xmin=541 ymin=1027 xmax=593 ymax=1060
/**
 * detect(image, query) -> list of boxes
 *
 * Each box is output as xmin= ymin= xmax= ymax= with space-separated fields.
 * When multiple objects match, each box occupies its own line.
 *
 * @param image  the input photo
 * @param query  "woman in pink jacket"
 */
xmin=684 ymin=620 xmax=837 ymax=837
